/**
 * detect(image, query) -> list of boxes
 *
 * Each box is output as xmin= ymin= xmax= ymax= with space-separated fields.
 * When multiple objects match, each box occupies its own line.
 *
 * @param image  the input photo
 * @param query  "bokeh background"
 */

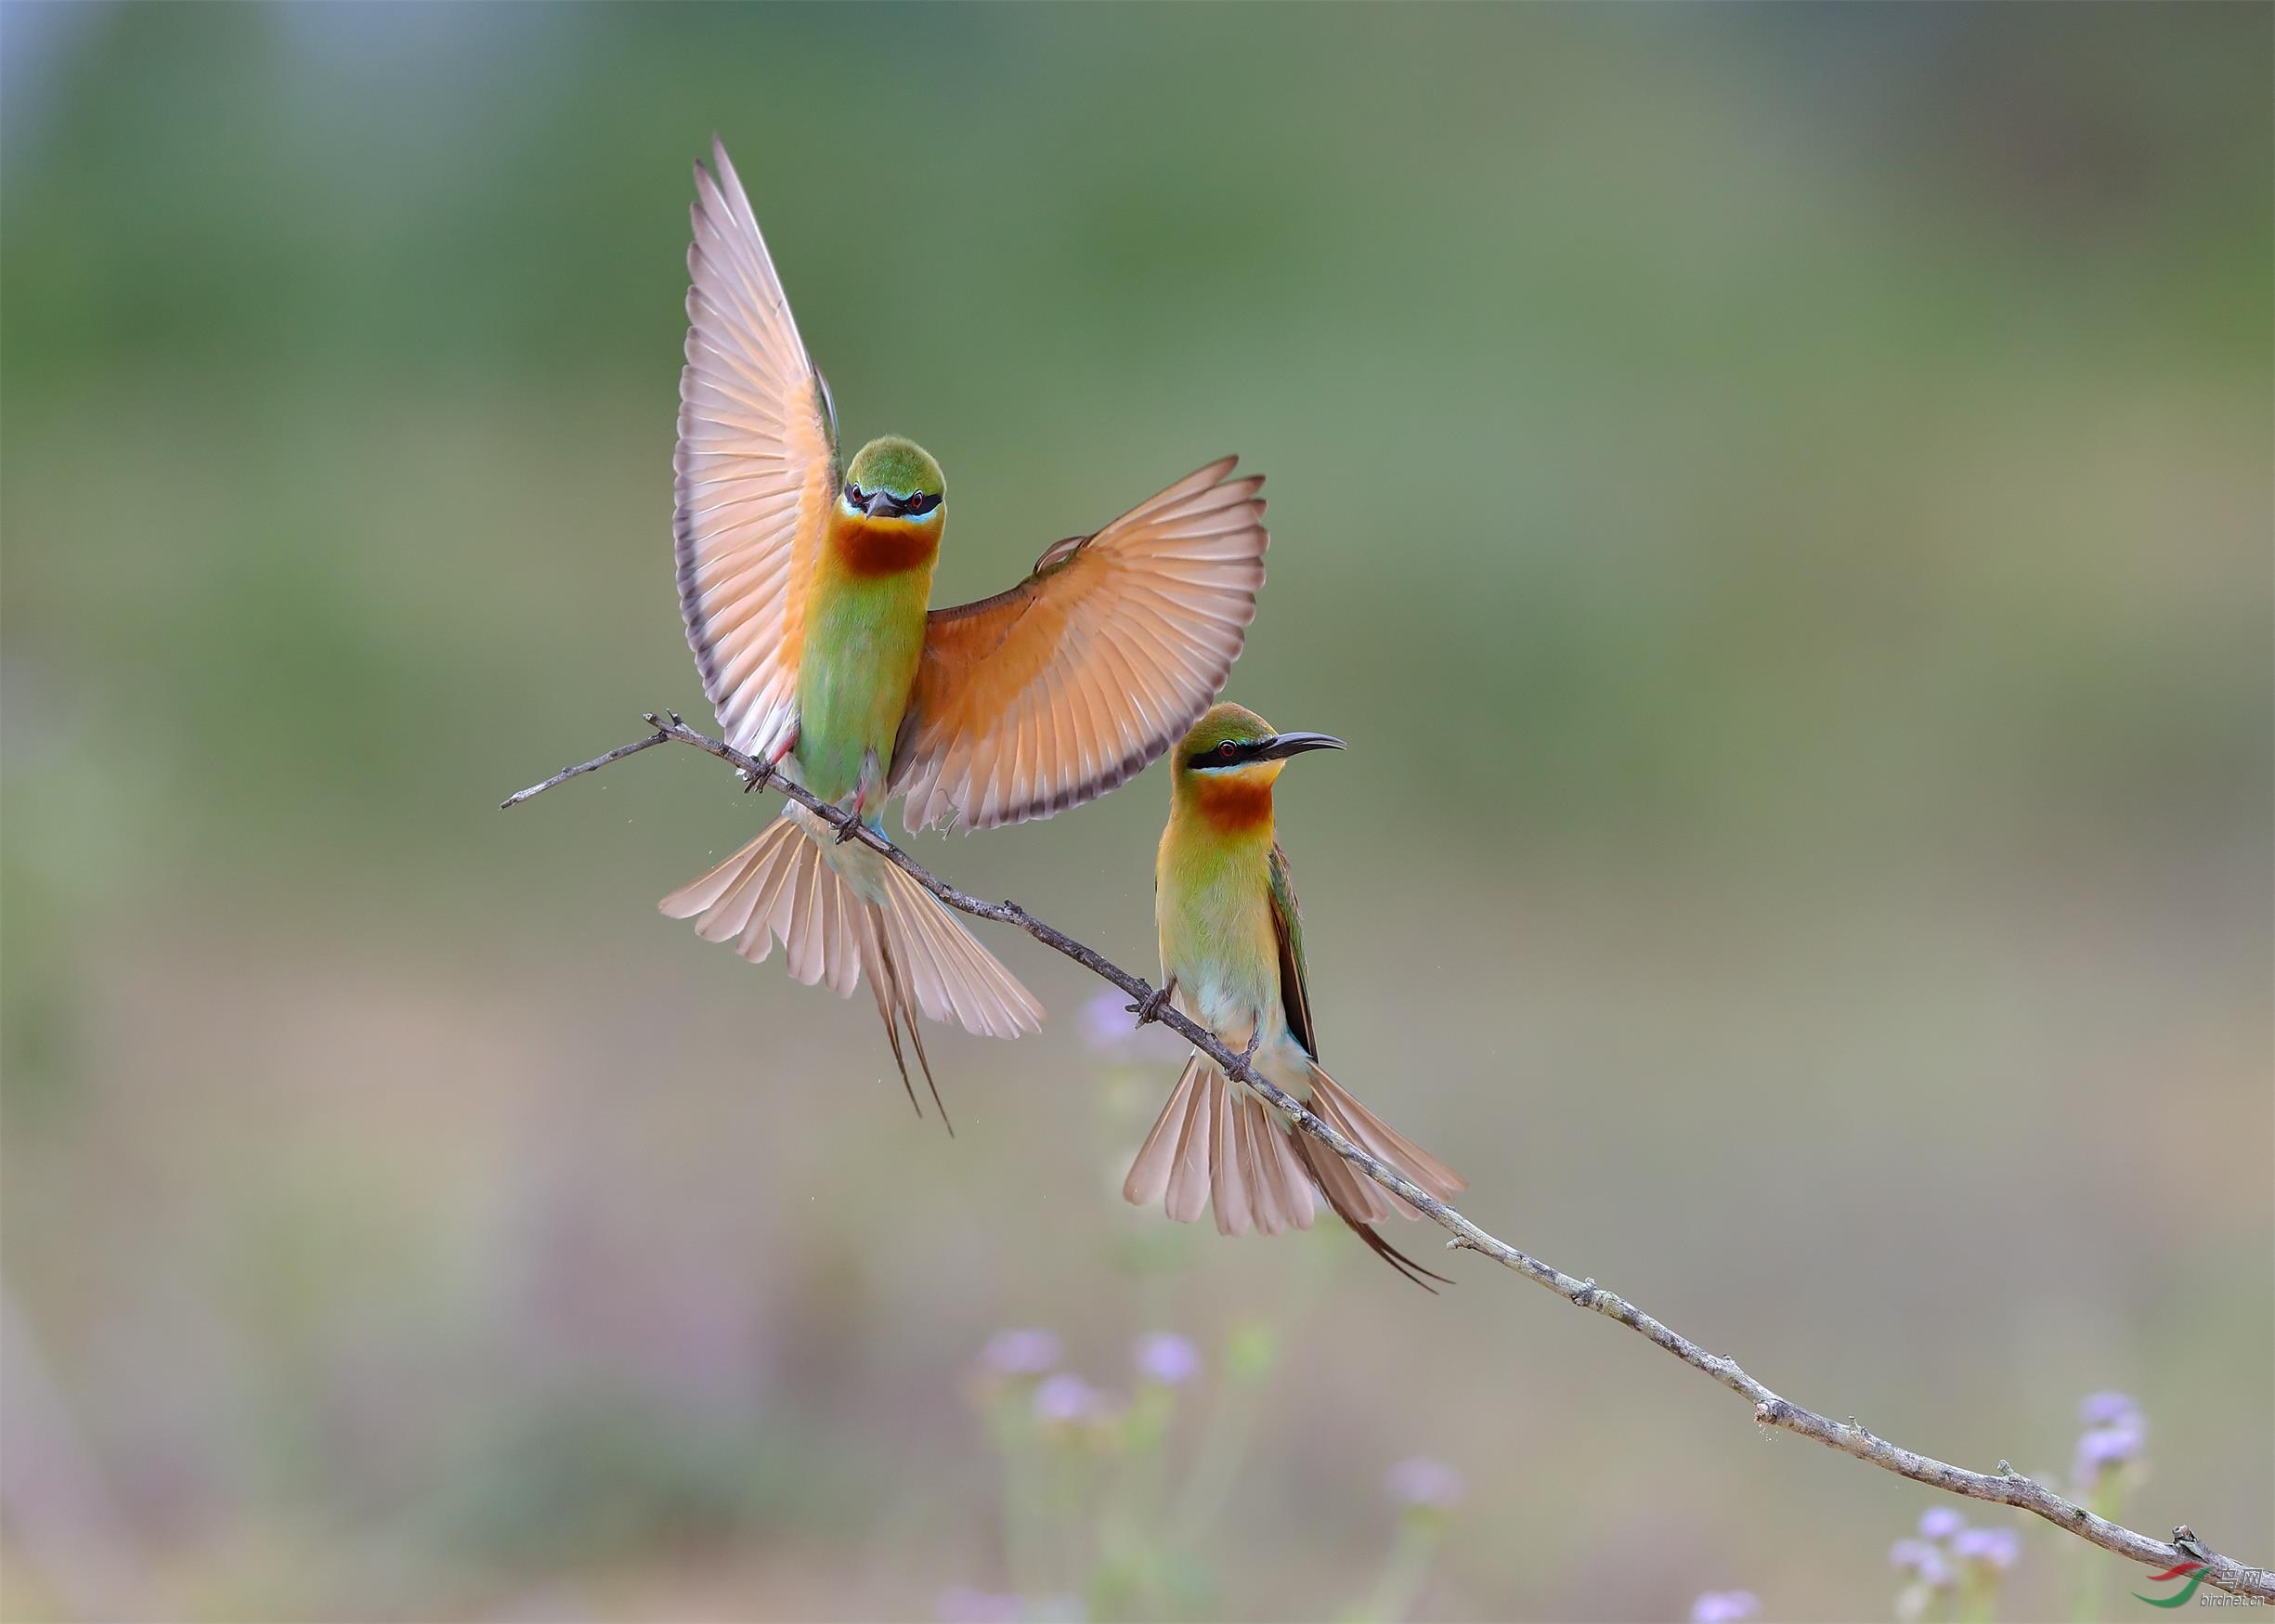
xmin=3 ymin=6 xmax=2268 ymax=1621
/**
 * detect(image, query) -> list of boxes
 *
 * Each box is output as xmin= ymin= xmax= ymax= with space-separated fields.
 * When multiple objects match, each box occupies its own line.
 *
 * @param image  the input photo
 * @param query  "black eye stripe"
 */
xmin=844 ymin=483 xmax=939 ymax=516
xmin=1187 ymin=738 xmax=1262 ymax=770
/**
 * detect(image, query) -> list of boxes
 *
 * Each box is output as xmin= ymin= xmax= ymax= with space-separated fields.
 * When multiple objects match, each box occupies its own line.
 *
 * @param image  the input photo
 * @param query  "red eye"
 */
xmin=1217 ymin=741 xmax=1238 ymax=760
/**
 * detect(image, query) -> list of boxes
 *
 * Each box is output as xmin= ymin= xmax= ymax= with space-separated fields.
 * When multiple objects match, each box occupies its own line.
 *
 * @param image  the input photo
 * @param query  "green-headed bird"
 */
xmin=659 ymin=141 xmax=1269 ymax=1124
xmin=1124 ymin=703 xmax=1467 ymax=1287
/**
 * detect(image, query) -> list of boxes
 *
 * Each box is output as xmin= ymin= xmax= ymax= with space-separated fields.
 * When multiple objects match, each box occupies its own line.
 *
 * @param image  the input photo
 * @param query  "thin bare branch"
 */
xmin=498 ymin=728 xmax=672 ymax=808
xmin=502 ymin=717 xmax=2274 ymax=1604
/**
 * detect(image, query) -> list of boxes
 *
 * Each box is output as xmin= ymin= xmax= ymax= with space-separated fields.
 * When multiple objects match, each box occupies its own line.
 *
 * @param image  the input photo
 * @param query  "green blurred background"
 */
xmin=3 ymin=5 xmax=2268 ymax=1620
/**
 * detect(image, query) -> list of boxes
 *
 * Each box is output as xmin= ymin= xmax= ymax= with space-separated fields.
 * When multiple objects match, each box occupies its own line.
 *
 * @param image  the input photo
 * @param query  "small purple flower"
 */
xmin=1079 ymin=989 xmax=1135 ymax=1050
xmin=2083 ymin=1421 xmax=2145 ymax=1463
xmin=1891 ymin=1539 xmax=1953 ymax=1587
xmin=1689 ymin=1592 xmax=1761 ymax=1624
xmin=1952 ymin=1527 xmax=2022 ymax=1571
xmin=1032 ymin=1372 xmax=1098 ymax=1425
xmin=937 ymin=1589 xmax=1025 ymax=1624
xmin=2079 ymin=1391 xmax=2139 ymax=1428
xmin=2073 ymin=1415 xmax=2146 ymax=1485
xmin=1384 ymin=1457 xmax=1465 ymax=1512
xmin=980 ymin=1329 xmax=1060 ymax=1377
xmin=1078 ymin=988 xmax=1187 ymax=1059
xmin=1133 ymin=1332 xmax=1202 ymax=1387
xmin=1917 ymin=1506 xmax=1966 ymax=1540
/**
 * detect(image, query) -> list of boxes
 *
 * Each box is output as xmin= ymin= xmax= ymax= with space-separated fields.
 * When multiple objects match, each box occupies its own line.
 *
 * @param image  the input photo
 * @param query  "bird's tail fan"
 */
xmin=1294 ymin=1063 xmax=1465 ymax=1288
xmin=1288 ymin=1130 xmax=1454 ymax=1292
xmin=1304 ymin=1065 xmax=1468 ymax=1211
xmin=658 ymin=807 xmax=1043 ymax=1125
xmin=1120 ymin=1055 xmax=1462 ymax=1289
xmin=1122 ymin=1056 xmax=1318 ymax=1236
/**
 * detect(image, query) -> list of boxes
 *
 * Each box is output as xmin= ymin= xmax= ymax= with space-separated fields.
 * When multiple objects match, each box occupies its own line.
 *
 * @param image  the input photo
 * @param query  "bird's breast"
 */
xmin=1156 ymin=836 xmax=1280 ymax=1033
xmin=795 ymin=565 xmax=934 ymax=802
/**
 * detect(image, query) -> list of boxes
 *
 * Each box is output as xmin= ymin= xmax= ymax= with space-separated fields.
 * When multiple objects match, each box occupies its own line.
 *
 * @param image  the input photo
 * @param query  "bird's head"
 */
xmin=1174 ymin=703 xmax=1345 ymax=812
xmin=840 ymin=436 xmax=945 ymax=525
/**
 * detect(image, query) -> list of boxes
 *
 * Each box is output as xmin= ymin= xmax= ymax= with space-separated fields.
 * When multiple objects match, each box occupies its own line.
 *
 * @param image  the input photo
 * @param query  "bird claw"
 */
xmin=737 ymin=728 xmax=796 ymax=794
xmin=833 ymin=816 xmax=862 ymax=845
xmin=1234 ymin=1031 xmax=1262 ymax=1071
xmin=1127 ymin=978 xmax=1179 ymax=1027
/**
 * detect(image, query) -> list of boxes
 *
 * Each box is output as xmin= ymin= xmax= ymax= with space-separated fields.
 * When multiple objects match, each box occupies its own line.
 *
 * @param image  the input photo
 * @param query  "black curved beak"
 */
xmin=1260 ymin=731 xmax=1346 ymax=760
xmin=864 ymin=489 xmax=907 ymax=518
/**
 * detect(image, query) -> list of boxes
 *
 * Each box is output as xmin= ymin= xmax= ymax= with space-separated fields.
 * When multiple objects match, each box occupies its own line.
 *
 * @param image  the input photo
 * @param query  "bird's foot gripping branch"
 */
xmin=1125 ymin=981 xmax=1176 ymax=1027
xmin=501 ymin=715 xmax=2275 ymax=1605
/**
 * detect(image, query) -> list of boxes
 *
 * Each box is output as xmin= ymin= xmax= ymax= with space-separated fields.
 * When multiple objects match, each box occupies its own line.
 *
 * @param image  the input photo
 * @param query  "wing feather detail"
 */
xmin=1267 ymin=843 xmax=1318 ymax=1061
xmin=673 ymin=136 xmax=838 ymax=760
xmin=890 ymin=459 xmax=1268 ymax=830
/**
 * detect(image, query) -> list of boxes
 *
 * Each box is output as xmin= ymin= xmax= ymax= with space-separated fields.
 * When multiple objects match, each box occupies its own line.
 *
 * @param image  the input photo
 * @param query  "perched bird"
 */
xmin=1124 ymin=704 xmax=1466 ymax=1287
xmin=658 ymin=139 xmax=1268 ymax=1123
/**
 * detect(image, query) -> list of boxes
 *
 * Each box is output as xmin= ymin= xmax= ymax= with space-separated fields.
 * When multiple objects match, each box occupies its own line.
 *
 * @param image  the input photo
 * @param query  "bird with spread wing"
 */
xmin=658 ymin=139 xmax=1269 ymax=1124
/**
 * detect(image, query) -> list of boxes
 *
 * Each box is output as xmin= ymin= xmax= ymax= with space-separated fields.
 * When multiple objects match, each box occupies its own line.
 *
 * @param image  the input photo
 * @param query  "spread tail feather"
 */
xmin=1304 ymin=1065 xmax=1468 ymax=1216
xmin=1121 ymin=1055 xmax=1462 ymax=1290
xmin=856 ymin=898 xmax=943 ymax=1129
xmin=1289 ymin=1132 xmax=1453 ymax=1292
xmin=659 ymin=810 xmax=1043 ymax=1123
xmin=1122 ymin=1057 xmax=1314 ymax=1234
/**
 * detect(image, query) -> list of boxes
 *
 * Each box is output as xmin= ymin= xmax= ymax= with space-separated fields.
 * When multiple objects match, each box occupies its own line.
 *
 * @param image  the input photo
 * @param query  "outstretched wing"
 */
xmin=1267 ymin=842 xmax=1318 ymax=1060
xmin=890 ymin=459 xmax=1268 ymax=830
xmin=674 ymin=136 xmax=839 ymax=761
